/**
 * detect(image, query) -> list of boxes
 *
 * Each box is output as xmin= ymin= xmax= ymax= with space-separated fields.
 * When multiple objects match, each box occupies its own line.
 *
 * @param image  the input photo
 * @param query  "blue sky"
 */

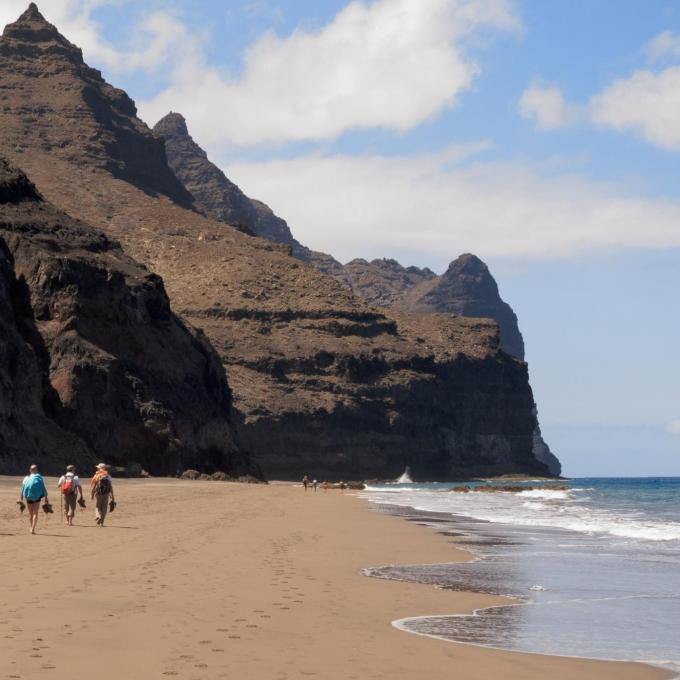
xmin=2 ymin=0 xmax=678 ymax=475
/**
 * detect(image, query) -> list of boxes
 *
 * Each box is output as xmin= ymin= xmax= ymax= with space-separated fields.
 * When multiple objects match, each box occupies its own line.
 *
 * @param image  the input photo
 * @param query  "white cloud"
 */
xmin=139 ymin=0 xmax=520 ymax=146
xmin=666 ymin=419 xmax=680 ymax=436
xmin=519 ymin=83 xmax=577 ymax=130
xmin=224 ymin=147 xmax=680 ymax=263
xmin=589 ymin=67 xmax=680 ymax=151
xmin=644 ymin=30 xmax=680 ymax=62
xmin=521 ymin=31 xmax=680 ymax=152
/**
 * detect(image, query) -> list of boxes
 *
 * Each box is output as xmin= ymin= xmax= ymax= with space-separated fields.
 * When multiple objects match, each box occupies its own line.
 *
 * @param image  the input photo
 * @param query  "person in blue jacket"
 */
xmin=19 ymin=464 xmax=50 ymax=534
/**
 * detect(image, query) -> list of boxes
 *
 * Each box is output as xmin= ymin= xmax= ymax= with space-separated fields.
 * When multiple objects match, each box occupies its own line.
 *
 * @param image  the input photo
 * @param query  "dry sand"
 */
xmin=0 ymin=477 xmax=672 ymax=680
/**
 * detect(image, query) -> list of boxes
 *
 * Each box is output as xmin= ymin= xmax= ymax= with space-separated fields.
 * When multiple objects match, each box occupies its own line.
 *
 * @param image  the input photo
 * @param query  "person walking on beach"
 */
xmin=57 ymin=465 xmax=84 ymax=526
xmin=339 ymin=481 xmax=346 ymax=494
xmin=19 ymin=464 xmax=50 ymax=534
xmin=302 ymin=475 xmax=309 ymax=491
xmin=312 ymin=479 xmax=318 ymax=492
xmin=90 ymin=463 xmax=115 ymax=526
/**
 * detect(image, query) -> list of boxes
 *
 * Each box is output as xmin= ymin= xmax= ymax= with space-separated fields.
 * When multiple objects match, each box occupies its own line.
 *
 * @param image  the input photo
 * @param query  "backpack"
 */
xmin=95 ymin=476 xmax=112 ymax=495
xmin=23 ymin=474 xmax=44 ymax=501
xmin=61 ymin=473 xmax=76 ymax=495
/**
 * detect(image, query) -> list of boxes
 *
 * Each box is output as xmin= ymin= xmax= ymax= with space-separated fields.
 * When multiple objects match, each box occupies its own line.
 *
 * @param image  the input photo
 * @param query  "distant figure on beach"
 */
xmin=19 ymin=464 xmax=49 ymax=534
xmin=57 ymin=465 xmax=84 ymax=526
xmin=91 ymin=463 xmax=115 ymax=526
xmin=312 ymin=479 xmax=318 ymax=492
xmin=339 ymin=481 xmax=346 ymax=494
xmin=302 ymin=475 xmax=309 ymax=491
xmin=322 ymin=481 xmax=329 ymax=493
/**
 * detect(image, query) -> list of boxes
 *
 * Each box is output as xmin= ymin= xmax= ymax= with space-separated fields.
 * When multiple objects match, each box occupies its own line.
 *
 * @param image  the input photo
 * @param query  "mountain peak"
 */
xmin=446 ymin=253 xmax=488 ymax=276
xmin=18 ymin=3 xmax=45 ymax=22
xmin=155 ymin=112 xmax=189 ymax=138
xmin=2 ymin=3 xmax=83 ymax=62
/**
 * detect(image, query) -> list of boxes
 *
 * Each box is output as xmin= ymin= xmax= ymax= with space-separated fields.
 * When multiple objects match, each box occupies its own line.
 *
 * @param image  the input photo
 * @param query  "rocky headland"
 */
xmin=0 ymin=157 xmax=253 ymax=476
xmin=153 ymin=110 xmax=560 ymax=476
xmin=0 ymin=4 xmax=558 ymax=480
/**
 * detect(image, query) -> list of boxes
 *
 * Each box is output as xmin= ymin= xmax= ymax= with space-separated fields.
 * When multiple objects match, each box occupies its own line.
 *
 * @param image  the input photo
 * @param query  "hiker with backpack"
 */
xmin=19 ymin=464 xmax=51 ymax=534
xmin=90 ymin=463 xmax=115 ymax=526
xmin=57 ymin=465 xmax=84 ymax=526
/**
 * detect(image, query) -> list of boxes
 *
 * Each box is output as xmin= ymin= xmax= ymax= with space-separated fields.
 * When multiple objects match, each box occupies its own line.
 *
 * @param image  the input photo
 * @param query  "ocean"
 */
xmin=361 ymin=477 xmax=680 ymax=674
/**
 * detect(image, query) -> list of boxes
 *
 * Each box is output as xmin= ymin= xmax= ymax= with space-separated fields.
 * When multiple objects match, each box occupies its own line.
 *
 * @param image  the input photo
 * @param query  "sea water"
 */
xmin=362 ymin=478 xmax=680 ymax=673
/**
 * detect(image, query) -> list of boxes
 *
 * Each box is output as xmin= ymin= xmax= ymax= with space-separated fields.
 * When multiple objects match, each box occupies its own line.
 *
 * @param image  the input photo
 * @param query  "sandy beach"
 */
xmin=0 ymin=477 xmax=672 ymax=680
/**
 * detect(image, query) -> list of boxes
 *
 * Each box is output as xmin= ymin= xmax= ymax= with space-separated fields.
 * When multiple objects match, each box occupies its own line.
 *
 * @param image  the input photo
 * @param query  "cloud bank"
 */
xmin=139 ymin=0 xmax=520 ymax=146
xmin=225 ymin=147 xmax=680 ymax=264
xmin=666 ymin=419 xmax=680 ymax=436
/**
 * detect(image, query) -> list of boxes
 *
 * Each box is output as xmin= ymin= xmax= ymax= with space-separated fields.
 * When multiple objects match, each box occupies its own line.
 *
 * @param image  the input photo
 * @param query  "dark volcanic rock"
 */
xmin=0 ymin=220 xmax=91 ymax=473
xmin=0 ymin=157 xmax=252 ymax=477
xmin=532 ymin=414 xmax=561 ymax=476
xmin=0 ymin=7 xmax=553 ymax=481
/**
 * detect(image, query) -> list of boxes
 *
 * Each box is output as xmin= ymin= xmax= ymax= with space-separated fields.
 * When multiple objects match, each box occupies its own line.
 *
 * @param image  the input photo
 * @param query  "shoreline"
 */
xmin=0 ymin=476 xmax=672 ymax=679
xmin=358 ymin=499 xmax=678 ymax=678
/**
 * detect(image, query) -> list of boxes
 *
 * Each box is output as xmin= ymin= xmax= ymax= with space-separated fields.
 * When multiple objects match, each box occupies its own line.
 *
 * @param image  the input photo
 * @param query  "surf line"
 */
xmin=389 ymin=600 xmax=680 ymax=676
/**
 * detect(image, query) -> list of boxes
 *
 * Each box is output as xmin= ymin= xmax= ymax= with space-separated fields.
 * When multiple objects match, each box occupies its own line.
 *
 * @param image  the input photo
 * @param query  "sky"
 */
xmin=1 ymin=0 xmax=679 ymax=476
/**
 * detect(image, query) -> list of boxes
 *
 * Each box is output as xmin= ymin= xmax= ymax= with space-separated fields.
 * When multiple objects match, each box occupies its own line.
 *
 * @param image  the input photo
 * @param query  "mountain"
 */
xmin=343 ymin=256 xmax=561 ymax=474
xmin=0 ymin=5 xmax=555 ymax=480
xmin=344 ymin=254 xmax=524 ymax=359
xmin=153 ymin=109 xmax=560 ymax=475
xmin=0 ymin=157 xmax=252 ymax=476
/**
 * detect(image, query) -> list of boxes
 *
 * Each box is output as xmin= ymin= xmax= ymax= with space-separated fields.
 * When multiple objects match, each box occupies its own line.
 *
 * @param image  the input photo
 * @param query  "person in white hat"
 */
xmin=90 ymin=463 xmax=115 ymax=526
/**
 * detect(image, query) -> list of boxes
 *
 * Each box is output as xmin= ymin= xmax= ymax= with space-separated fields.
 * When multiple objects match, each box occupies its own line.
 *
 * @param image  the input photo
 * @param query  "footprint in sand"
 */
xmin=228 ymin=635 xmax=240 ymax=639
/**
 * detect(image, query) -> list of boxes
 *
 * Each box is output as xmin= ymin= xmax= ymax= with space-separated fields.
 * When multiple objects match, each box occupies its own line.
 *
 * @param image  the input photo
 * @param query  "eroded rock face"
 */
xmin=0 ymin=227 xmax=91 ymax=474
xmin=0 ymin=6 xmax=553 ymax=480
xmin=0 ymin=157 xmax=250 ymax=476
xmin=344 ymin=254 xmax=525 ymax=360
xmin=0 ymin=4 xmax=194 ymax=208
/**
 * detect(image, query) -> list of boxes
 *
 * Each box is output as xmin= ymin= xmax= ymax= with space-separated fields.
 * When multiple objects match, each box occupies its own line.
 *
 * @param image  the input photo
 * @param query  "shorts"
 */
xmin=26 ymin=497 xmax=44 ymax=505
xmin=63 ymin=494 xmax=77 ymax=516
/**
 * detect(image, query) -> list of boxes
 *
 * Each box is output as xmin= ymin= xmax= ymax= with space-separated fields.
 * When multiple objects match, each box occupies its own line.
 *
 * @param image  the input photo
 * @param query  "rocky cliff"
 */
xmin=344 ymin=255 xmax=525 ymax=359
xmin=343 ymin=256 xmax=560 ymax=474
xmin=152 ymin=109 xmax=559 ymax=475
xmin=0 ymin=157 xmax=251 ymax=476
xmin=0 ymin=5 xmax=555 ymax=480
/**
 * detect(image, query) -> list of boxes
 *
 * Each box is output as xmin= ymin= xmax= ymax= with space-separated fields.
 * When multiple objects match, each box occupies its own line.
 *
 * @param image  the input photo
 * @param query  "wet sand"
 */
xmin=0 ymin=477 xmax=671 ymax=679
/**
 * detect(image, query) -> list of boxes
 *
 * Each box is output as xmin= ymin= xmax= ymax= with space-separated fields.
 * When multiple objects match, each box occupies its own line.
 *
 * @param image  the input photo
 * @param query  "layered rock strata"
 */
xmin=0 ymin=5 xmax=554 ymax=480
xmin=0 ymin=157 xmax=249 ymax=476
